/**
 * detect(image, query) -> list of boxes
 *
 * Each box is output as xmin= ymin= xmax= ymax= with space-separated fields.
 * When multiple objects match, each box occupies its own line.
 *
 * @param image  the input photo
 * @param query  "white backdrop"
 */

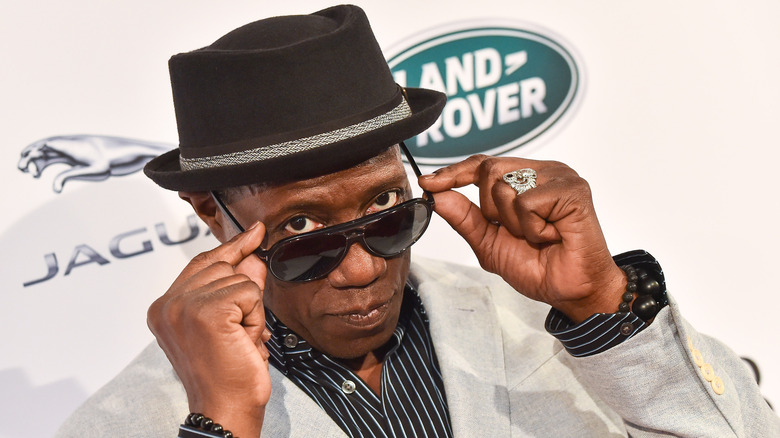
xmin=2 ymin=1 xmax=778 ymax=436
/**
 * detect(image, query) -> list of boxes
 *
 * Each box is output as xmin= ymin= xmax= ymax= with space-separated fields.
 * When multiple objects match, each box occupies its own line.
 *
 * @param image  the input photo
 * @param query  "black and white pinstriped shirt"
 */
xmin=265 ymin=286 xmax=454 ymax=438
xmin=178 ymin=250 xmax=666 ymax=437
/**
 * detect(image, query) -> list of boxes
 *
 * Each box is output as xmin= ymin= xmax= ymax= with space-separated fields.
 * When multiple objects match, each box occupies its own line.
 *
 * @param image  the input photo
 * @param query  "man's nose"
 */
xmin=327 ymin=241 xmax=385 ymax=288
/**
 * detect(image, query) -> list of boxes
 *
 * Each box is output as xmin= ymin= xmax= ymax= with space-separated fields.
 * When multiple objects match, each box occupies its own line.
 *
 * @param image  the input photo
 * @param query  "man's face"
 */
xmin=224 ymin=146 xmax=412 ymax=359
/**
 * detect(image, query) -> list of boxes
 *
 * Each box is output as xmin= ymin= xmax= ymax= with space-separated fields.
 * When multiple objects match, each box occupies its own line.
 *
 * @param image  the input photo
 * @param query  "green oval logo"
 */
xmin=388 ymin=24 xmax=582 ymax=164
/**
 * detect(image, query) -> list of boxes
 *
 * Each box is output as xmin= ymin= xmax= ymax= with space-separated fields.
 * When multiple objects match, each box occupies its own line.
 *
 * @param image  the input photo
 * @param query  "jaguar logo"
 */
xmin=18 ymin=135 xmax=172 ymax=193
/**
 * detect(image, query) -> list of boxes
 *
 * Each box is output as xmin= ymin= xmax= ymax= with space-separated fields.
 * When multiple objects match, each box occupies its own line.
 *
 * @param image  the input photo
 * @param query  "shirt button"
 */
xmin=341 ymin=380 xmax=356 ymax=394
xmin=619 ymin=322 xmax=634 ymax=336
xmin=691 ymin=349 xmax=704 ymax=367
xmin=700 ymin=363 xmax=716 ymax=382
xmin=283 ymin=334 xmax=298 ymax=348
xmin=711 ymin=376 xmax=725 ymax=395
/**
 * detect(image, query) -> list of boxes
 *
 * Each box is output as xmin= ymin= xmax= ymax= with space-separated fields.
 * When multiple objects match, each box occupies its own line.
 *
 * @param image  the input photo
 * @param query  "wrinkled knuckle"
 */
xmin=146 ymin=299 xmax=163 ymax=330
xmin=148 ymin=295 xmax=186 ymax=334
xmin=480 ymin=156 xmax=501 ymax=171
xmin=233 ymin=272 xmax=251 ymax=283
xmin=234 ymin=274 xmax=260 ymax=293
xmin=513 ymin=193 xmax=531 ymax=210
xmin=552 ymin=160 xmax=579 ymax=177
xmin=210 ymin=260 xmax=236 ymax=272
xmin=573 ymin=177 xmax=592 ymax=195
xmin=468 ymin=153 xmax=489 ymax=163
xmin=161 ymin=297 xmax=186 ymax=323
xmin=479 ymin=156 xmax=504 ymax=179
xmin=568 ymin=178 xmax=594 ymax=208
xmin=514 ymin=200 xmax=537 ymax=223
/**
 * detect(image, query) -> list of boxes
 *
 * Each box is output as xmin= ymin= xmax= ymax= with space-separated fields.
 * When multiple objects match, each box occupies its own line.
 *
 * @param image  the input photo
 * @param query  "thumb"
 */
xmin=431 ymin=190 xmax=494 ymax=255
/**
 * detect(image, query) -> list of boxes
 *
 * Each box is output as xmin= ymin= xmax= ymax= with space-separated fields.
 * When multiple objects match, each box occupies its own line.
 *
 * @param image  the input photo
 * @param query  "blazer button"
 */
xmin=691 ymin=349 xmax=704 ymax=367
xmin=711 ymin=376 xmax=725 ymax=395
xmin=700 ymin=363 xmax=716 ymax=382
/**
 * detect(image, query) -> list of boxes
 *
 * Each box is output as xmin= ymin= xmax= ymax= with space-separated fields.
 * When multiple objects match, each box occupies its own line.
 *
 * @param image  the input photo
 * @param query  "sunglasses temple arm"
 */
xmin=400 ymin=141 xmax=436 ymax=204
xmin=211 ymin=191 xmax=247 ymax=234
xmin=399 ymin=141 xmax=424 ymax=177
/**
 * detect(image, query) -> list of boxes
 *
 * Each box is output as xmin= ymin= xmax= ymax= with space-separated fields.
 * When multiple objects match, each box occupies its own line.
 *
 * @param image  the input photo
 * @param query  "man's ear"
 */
xmin=179 ymin=191 xmax=231 ymax=243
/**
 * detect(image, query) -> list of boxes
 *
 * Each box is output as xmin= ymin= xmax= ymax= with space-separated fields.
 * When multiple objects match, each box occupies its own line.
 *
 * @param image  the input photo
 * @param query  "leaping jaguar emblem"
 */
xmin=18 ymin=135 xmax=172 ymax=193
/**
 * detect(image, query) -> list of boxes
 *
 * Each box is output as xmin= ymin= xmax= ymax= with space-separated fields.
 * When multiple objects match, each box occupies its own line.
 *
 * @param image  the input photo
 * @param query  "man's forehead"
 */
xmin=245 ymin=149 xmax=407 ymax=229
xmin=281 ymin=145 xmax=404 ymax=189
xmin=230 ymin=144 xmax=408 ymax=210
xmin=238 ymin=144 xmax=401 ymax=192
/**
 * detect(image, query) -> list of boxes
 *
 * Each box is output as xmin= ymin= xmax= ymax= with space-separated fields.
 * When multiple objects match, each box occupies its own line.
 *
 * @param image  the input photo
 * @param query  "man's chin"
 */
xmin=328 ymin=338 xmax=389 ymax=365
xmin=318 ymin=326 xmax=397 ymax=360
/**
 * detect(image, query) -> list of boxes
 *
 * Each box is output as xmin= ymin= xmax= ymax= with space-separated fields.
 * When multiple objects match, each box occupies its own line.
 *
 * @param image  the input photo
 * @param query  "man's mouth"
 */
xmin=333 ymin=300 xmax=392 ymax=328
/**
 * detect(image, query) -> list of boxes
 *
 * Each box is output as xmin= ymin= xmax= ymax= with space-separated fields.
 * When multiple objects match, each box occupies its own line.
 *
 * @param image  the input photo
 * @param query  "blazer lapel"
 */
xmin=263 ymin=367 xmax=347 ymax=437
xmin=415 ymin=268 xmax=512 ymax=438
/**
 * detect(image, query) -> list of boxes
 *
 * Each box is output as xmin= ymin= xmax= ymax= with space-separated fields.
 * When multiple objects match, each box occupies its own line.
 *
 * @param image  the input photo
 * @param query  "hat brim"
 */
xmin=144 ymin=87 xmax=446 ymax=192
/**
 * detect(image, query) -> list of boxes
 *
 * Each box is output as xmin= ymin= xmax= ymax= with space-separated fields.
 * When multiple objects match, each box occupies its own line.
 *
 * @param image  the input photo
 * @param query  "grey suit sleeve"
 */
xmin=54 ymin=343 xmax=188 ymax=438
xmin=563 ymin=296 xmax=779 ymax=437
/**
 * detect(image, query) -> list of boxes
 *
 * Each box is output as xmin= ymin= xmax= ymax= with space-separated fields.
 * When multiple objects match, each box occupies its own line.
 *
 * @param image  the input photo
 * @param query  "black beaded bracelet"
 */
xmin=619 ymin=265 xmax=662 ymax=321
xmin=184 ymin=413 xmax=236 ymax=438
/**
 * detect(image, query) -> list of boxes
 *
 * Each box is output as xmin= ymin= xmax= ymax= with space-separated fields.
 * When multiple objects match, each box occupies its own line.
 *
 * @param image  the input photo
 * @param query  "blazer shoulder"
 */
xmin=55 ymin=342 xmax=186 ymax=438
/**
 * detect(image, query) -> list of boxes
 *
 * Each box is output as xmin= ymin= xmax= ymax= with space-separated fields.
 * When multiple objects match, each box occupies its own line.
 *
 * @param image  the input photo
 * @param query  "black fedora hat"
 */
xmin=144 ymin=4 xmax=446 ymax=192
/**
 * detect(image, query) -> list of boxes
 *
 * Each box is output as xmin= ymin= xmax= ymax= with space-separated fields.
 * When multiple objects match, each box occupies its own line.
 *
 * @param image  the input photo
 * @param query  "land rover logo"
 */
xmin=387 ymin=23 xmax=582 ymax=164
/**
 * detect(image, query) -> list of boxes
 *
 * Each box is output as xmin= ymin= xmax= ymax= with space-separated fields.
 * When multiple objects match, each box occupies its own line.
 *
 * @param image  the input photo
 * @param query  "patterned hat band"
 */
xmin=179 ymin=97 xmax=413 ymax=172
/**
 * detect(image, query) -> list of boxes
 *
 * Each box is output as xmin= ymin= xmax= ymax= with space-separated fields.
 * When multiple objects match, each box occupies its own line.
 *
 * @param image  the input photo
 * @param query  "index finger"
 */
xmin=189 ymin=221 xmax=267 ymax=272
xmin=418 ymin=154 xmax=488 ymax=192
xmin=420 ymin=154 xmax=546 ymax=192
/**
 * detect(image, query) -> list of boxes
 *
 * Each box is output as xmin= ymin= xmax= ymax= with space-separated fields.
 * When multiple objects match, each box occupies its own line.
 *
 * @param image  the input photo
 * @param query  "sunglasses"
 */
xmin=212 ymin=142 xmax=434 ymax=282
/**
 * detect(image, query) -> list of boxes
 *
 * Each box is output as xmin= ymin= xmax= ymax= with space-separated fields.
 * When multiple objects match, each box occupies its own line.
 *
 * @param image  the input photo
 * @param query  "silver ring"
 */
xmin=503 ymin=168 xmax=537 ymax=195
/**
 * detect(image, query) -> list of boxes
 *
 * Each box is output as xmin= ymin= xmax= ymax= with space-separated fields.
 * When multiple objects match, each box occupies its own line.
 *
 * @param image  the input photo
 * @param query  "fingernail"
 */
xmin=248 ymin=221 xmax=260 ymax=230
xmin=419 ymin=174 xmax=436 ymax=180
xmin=262 ymin=328 xmax=272 ymax=340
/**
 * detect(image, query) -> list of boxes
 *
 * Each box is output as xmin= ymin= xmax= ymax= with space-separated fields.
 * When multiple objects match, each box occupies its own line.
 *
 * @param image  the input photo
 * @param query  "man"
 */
xmin=56 ymin=4 xmax=778 ymax=438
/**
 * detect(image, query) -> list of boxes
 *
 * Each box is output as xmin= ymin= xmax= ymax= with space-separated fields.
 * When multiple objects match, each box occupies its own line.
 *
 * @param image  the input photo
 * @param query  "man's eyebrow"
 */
xmin=264 ymin=171 xmax=410 ymax=228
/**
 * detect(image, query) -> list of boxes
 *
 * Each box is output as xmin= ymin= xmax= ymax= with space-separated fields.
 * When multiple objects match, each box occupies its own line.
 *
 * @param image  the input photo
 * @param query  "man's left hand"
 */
xmin=419 ymin=155 xmax=626 ymax=323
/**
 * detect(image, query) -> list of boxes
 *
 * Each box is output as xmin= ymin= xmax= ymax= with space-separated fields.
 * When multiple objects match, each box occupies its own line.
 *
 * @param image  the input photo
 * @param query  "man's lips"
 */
xmin=329 ymin=299 xmax=393 ymax=328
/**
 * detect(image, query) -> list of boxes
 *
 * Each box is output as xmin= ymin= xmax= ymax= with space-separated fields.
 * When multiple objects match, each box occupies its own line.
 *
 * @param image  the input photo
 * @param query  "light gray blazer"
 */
xmin=56 ymin=257 xmax=779 ymax=437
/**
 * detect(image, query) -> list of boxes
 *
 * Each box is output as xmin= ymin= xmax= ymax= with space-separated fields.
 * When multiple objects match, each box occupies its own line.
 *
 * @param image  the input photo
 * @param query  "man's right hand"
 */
xmin=147 ymin=222 xmax=270 ymax=438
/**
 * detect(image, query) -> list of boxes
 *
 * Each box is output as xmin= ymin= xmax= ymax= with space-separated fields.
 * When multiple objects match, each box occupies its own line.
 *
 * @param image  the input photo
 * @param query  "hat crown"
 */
xmin=145 ymin=5 xmax=446 ymax=191
xmin=169 ymin=5 xmax=397 ymax=154
xmin=207 ymin=15 xmax=338 ymax=51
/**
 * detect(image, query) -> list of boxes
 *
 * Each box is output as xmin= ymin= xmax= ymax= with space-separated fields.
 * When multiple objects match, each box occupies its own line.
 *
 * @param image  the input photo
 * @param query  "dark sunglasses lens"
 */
xmin=271 ymin=234 xmax=347 ymax=281
xmin=364 ymin=202 xmax=430 ymax=255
